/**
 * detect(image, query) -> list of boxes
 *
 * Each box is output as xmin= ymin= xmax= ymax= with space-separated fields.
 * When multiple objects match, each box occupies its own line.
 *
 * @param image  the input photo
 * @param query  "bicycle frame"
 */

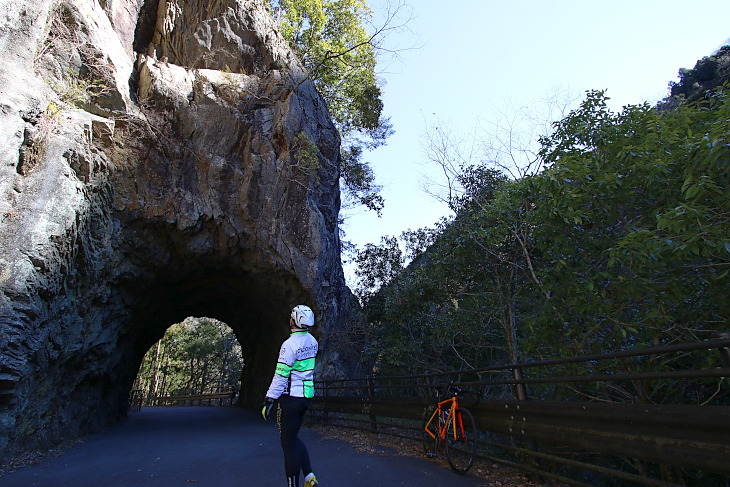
xmin=424 ymin=394 xmax=465 ymax=443
xmin=422 ymin=384 xmax=477 ymax=474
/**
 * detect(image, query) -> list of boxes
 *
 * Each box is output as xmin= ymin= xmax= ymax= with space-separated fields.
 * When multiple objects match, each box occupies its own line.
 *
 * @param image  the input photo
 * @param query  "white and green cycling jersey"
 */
xmin=266 ymin=331 xmax=318 ymax=399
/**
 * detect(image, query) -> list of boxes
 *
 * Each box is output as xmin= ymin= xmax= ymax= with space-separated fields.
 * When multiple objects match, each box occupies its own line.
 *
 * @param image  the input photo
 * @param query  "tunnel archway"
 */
xmin=105 ymin=216 xmax=324 ymax=413
xmin=0 ymin=0 xmax=352 ymax=464
xmin=117 ymin=253 xmax=315 ymax=410
xmin=2 ymin=206 xmax=344 ymax=465
xmin=0 ymin=50 xmax=349 ymax=464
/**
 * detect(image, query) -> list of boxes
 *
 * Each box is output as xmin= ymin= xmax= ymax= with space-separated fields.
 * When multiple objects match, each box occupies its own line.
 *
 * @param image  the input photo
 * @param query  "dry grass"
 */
xmin=306 ymin=422 xmax=545 ymax=486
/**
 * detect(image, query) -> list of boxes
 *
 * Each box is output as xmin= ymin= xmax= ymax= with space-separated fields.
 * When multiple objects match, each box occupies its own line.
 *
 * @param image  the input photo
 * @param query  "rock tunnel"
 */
xmin=115 ymin=225 xmax=322 ymax=410
xmin=0 ymin=0 xmax=351 ymax=463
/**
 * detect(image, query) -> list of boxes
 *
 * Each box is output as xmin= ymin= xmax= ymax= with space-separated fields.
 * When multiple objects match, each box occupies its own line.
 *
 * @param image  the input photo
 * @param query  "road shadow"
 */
xmin=0 ymin=406 xmax=488 ymax=486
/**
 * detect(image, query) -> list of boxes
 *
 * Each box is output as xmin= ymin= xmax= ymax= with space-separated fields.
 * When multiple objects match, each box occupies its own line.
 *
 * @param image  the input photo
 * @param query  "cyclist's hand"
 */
xmin=262 ymin=397 xmax=274 ymax=421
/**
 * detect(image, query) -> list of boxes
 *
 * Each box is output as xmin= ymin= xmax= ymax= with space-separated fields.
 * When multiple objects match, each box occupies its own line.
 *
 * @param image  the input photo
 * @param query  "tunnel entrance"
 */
xmin=113 ymin=242 xmax=317 ymax=412
xmin=133 ymin=317 xmax=244 ymax=406
xmin=0 ymin=0 xmax=349 ymax=463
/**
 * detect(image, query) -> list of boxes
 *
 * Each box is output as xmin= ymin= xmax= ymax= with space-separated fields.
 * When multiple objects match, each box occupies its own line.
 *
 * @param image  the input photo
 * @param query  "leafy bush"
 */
xmin=355 ymin=87 xmax=730 ymax=404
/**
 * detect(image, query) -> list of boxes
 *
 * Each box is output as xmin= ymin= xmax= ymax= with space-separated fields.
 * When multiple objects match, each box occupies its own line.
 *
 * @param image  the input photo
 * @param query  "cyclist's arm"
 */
xmin=265 ymin=340 xmax=295 ymax=399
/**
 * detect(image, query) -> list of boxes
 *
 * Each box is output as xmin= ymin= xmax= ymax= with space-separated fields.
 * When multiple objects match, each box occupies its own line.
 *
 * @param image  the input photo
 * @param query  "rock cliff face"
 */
xmin=0 ymin=0 xmax=350 ymax=462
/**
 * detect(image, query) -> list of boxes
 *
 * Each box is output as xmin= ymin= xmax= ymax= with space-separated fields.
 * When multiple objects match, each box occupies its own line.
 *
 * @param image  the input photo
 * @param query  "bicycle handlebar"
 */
xmin=447 ymin=381 xmax=463 ymax=397
xmin=446 ymin=381 xmax=481 ymax=405
xmin=428 ymin=380 xmax=481 ymax=404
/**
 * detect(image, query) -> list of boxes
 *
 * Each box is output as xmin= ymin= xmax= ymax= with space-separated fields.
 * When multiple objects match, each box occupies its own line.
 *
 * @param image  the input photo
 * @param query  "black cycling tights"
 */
xmin=277 ymin=395 xmax=312 ymax=487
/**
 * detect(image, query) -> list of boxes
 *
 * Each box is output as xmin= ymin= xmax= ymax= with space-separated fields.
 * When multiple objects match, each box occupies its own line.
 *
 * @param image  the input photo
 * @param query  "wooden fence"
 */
xmin=309 ymin=338 xmax=730 ymax=486
xmin=129 ymin=391 xmax=236 ymax=410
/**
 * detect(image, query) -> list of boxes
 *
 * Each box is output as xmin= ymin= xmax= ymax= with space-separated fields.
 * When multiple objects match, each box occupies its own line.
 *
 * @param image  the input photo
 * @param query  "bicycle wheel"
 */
xmin=445 ymin=407 xmax=477 ymax=474
xmin=422 ymin=405 xmax=439 ymax=458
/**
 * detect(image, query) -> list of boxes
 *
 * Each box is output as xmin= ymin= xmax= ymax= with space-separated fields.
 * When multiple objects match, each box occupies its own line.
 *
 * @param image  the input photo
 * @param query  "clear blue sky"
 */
xmin=340 ymin=0 xmax=730 ymax=284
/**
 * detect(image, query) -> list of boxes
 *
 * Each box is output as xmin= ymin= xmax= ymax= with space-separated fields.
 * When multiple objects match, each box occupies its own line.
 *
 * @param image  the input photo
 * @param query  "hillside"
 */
xmin=351 ymin=45 xmax=730 ymax=380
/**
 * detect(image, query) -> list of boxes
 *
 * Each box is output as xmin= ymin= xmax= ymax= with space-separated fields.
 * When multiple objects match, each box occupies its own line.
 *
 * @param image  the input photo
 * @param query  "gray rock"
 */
xmin=0 ymin=0 xmax=351 ymax=464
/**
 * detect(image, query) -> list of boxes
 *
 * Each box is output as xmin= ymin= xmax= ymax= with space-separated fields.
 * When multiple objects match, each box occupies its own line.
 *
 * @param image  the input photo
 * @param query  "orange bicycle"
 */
xmin=422 ymin=382 xmax=477 ymax=474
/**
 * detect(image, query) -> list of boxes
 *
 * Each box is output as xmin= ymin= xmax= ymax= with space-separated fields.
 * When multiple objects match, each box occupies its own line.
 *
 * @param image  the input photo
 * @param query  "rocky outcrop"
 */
xmin=0 ymin=0 xmax=350 ymax=463
xmin=659 ymin=45 xmax=730 ymax=110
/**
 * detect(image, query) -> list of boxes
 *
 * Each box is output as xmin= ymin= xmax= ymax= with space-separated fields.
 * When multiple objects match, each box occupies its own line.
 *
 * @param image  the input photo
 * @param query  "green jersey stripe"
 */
xmin=292 ymin=357 xmax=315 ymax=372
xmin=275 ymin=362 xmax=293 ymax=377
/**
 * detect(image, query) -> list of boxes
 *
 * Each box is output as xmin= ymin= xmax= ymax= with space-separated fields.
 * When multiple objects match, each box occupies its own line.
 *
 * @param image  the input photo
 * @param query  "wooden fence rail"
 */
xmin=309 ymin=338 xmax=730 ymax=486
xmin=129 ymin=391 xmax=236 ymax=410
xmin=310 ymin=395 xmax=730 ymax=477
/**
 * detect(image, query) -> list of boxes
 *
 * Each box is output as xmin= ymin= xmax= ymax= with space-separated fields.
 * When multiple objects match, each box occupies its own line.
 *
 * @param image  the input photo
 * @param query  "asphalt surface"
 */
xmin=0 ymin=406 xmax=489 ymax=486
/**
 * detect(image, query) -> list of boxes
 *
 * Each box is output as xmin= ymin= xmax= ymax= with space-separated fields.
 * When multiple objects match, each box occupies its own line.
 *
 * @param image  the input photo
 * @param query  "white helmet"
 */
xmin=291 ymin=305 xmax=315 ymax=328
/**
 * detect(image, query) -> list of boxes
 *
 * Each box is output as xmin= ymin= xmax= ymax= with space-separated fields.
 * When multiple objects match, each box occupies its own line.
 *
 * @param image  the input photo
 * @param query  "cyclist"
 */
xmin=262 ymin=305 xmax=319 ymax=487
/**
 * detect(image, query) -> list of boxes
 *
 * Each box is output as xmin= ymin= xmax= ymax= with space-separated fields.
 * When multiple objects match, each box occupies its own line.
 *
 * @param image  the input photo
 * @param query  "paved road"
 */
xmin=0 ymin=407 xmax=489 ymax=486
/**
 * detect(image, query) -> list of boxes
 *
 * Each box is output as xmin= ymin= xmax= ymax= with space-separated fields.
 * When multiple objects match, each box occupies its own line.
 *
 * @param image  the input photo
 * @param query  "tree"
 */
xmin=134 ymin=317 xmax=243 ymax=400
xmin=270 ymin=0 xmax=409 ymax=215
xmin=420 ymin=89 xmax=580 ymax=207
xmin=353 ymin=218 xmax=520 ymax=377
xmin=418 ymin=101 xmax=573 ymax=366
xmin=355 ymin=86 xmax=729 ymax=405
xmin=532 ymin=89 xmax=729 ymax=352
xmin=353 ymin=234 xmax=403 ymax=303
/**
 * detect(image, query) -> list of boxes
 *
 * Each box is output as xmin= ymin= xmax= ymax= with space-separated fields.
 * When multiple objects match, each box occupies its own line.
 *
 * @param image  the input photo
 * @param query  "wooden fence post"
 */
xmin=512 ymin=367 xmax=528 ymax=401
xmin=323 ymin=381 xmax=329 ymax=426
xmin=512 ymin=366 xmax=540 ymax=476
xmin=719 ymin=346 xmax=730 ymax=367
xmin=367 ymin=375 xmax=377 ymax=433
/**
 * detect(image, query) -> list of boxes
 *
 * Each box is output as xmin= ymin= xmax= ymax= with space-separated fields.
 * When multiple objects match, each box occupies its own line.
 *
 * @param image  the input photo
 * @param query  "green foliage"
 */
xmin=532 ymin=89 xmax=729 ymax=356
xmin=354 ymin=214 xmax=518 ymax=376
xmin=354 ymin=235 xmax=403 ymax=302
xmin=356 ymin=87 xmax=730 ymax=403
xmin=292 ymin=132 xmax=321 ymax=183
xmin=340 ymin=144 xmax=384 ymax=214
xmin=272 ymin=0 xmax=385 ymax=137
xmin=270 ymin=0 xmax=395 ymax=214
xmin=134 ymin=318 xmax=243 ymax=398
xmin=655 ymin=87 xmax=730 ymax=268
